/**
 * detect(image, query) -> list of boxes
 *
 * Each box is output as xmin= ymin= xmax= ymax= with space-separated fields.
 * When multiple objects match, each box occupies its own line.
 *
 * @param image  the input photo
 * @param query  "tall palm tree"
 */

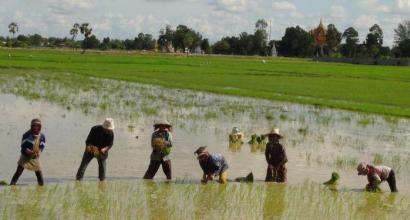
xmin=8 ymin=22 xmax=19 ymax=48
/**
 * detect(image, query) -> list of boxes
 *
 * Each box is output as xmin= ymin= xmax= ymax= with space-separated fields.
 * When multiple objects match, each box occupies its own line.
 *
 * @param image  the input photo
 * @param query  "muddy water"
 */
xmin=0 ymin=71 xmax=409 ymax=195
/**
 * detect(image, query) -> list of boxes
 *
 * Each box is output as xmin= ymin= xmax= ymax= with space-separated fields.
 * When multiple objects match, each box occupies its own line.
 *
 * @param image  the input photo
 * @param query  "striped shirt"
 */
xmin=21 ymin=131 xmax=46 ymax=157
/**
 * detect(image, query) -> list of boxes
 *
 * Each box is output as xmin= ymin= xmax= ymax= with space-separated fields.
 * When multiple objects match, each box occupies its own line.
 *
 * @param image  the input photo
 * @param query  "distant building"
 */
xmin=271 ymin=41 xmax=277 ymax=57
xmin=311 ymin=19 xmax=327 ymax=57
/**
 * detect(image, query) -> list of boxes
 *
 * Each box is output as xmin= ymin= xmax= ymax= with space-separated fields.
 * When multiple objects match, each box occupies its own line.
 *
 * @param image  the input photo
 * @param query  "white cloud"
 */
xmin=397 ymin=0 xmax=410 ymax=9
xmin=330 ymin=5 xmax=347 ymax=20
xmin=354 ymin=14 xmax=379 ymax=30
xmin=358 ymin=0 xmax=390 ymax=13
xmin=210 ymin=0 xmax=248 ymax=12
xmin=272 ymin=1 xmax=296 ymax=11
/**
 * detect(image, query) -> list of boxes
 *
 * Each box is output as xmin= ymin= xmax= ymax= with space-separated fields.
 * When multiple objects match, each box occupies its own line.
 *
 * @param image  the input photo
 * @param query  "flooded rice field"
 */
xmin=0 ymin=69 xmax=410 ymax=219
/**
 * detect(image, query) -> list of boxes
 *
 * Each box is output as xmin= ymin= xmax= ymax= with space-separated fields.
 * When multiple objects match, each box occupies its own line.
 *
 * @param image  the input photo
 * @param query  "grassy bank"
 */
xmin=1 ymin=49 xmax=410 ymax=117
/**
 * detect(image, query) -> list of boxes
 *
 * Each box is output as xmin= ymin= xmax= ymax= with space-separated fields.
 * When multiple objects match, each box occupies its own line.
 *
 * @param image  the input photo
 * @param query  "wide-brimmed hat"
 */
xmin=357 ymin=162 xmax=368 ymax=175
xmin=31 ymin=118 xmax=42 ymax=126
xmin=154 ymin=119 xmax=172 ymax=128
xmin=102 ymin=118 xmax=115 ymax=130
xmin=265 ymin=127 xmax=282 ymax=138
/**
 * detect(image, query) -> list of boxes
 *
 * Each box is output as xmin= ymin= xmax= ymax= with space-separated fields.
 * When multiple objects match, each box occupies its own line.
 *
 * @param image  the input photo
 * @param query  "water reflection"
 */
xmin=0 ymin=71 xmax=410 ymax=194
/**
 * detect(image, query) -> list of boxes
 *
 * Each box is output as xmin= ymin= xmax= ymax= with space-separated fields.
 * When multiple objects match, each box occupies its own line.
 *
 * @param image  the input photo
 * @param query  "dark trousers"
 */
xmin=266 ymin=165 xmax=287 ymax=183
xmin=143 ymin=160 xmax=172 ymax=180
xmin=76 ymin=152 xmax=107 ymax=181
xmin=387 ymin=170 xmax=398 ymax=192
xmin=10 ymin=165 xmax=44 ymax=186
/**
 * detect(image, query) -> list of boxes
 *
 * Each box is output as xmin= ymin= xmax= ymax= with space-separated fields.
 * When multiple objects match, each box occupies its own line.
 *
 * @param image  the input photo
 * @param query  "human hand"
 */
xmin=100 ymin=147 xmax=109 ymax=154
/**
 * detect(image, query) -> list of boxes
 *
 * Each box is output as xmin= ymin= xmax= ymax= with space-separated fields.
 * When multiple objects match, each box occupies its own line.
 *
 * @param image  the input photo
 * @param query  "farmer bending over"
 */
xmin=195 ymin=146 xmax=229 ymax=184
xmin=76 ymin=118 xmax=115 ymax=181
xmin=143 ymin=120 xmax=173 ymax=180
xmin=10 ymin=119 xmax=45 ymax=186
xmin=265 ymin=128 xmax=287 ymax=183
xmin=357 ymin=162 xmax=398 ymax=192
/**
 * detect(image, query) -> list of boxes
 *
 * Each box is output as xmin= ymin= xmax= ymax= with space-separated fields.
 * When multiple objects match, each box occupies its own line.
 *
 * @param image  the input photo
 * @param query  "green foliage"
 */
xmin=323 ymin=172 xmax=340 ymax=185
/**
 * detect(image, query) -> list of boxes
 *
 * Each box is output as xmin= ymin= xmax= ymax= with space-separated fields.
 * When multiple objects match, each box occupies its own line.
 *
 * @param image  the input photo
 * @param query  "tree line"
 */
xmin=2 ymin=20 xmax=410 ymax=58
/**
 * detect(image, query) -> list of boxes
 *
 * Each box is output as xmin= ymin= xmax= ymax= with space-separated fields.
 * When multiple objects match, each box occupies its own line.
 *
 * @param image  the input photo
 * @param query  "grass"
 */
xmin=1 ymin=180 xmax=409 ymax=219
xmin=1 ymin=49 xmax=410 ymax=117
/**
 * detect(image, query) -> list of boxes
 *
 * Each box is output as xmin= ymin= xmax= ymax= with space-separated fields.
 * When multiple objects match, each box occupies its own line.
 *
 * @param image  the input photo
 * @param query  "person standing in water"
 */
xmin=265 ymin=128 xmax=287 ymax=183
xmin=10 ymin=119 xmax=46 ymax=186
xmin=194 ymin=146 xmax=229 ymax=184
xmin=143 ymin=120 xmax=173 ymax=180
xmin=76 ymin=118 xmax=115 ymax=181
xmin=357 ymin=162 xmax=398 ymax=192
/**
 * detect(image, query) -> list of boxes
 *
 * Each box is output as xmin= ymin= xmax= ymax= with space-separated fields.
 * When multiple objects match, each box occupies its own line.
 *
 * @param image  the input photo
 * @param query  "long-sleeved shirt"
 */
xmin=367 ymin=165 xmax=392 ymax=184
xmin=265 ymin=141 xmax=287 ymax=167
xmin=21 ymin=130 xmax=46 ymax=157
xmin=85 ymin=125 xmax=114 ymax=149
xmin=150 ymin=129 xmax=173 ymax=161
xmin=199 ymin=153 xmax=229 ymax=175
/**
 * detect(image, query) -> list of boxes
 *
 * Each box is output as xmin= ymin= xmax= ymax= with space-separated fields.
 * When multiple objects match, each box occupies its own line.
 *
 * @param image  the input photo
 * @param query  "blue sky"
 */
xmin=0 ymin=0 xmax=409 ymax=46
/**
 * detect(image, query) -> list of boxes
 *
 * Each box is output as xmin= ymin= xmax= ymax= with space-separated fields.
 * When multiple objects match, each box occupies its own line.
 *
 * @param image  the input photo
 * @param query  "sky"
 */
xmin=0 ymin=0 xmax=409 ymax=46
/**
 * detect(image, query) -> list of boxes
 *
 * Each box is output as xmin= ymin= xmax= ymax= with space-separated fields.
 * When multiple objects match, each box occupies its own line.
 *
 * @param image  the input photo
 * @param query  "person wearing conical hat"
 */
xmin=76 ymin=118 xmax=115 ymax=181
xmin=194 ymin=146 xmax=229 ymax=184
xmin=10 ymin=119 xmax=46 ymax=186
xmin=143 ymin=120 xmax=173 ymax=180
xmin=265 ymin=128 xmax=287 ymax=183
xmin=357 ymin=162 xmax=398 ymax=192
xmin=229 ymin=127 xmax=244 ymax=144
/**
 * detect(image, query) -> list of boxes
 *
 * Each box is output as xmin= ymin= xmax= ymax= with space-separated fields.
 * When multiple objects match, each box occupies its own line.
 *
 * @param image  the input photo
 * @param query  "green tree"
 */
xmin=326 ymin=24 xmax=342 ymax=56
xmin=29 ymin=34 xmax=43 ymax=47
xmin=254 ymin=19 xmax=268 ymax=55
xmin=394 ymin=20 xmax=410 ymax=45
xmin=278 ymin=26 xmax=314 ymax=57
xmin=341 ymin=27 xmax=359 ymax=58
xmin=8 ymin=22 xmax=19 ymax=47
xmin=200 ymin=38 xmax=211 ymax=54
xmin=212 ymin=39 xmax=231 ymax=54
xmin=70 ymin=23 xmax=80 ymax=49
xmin=365 ymin=24 xmax=383 ymax=58
xmin=81 ymin=35 xmax=100 ymax=49
xmin=158 ymin=25 xmax=175 ymax=52
xmin=79 ymin=23 xmax=93 ymax=53
xmin=396 ymin=39 xmax=410 ymax=57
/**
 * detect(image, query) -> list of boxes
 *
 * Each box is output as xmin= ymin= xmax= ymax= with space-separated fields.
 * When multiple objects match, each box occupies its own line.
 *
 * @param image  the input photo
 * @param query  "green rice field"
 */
xmin=1 ymin=49 xmax=410 ymax=219
xmin=1 ymin=49 xmax=410 ymax=117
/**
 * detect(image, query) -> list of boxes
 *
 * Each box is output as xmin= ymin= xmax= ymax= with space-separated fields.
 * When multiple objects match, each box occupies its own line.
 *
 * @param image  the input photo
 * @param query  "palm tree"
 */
xmin=79 ymin=23 xmax=92 ymax=54
xmin=8 ymin=22 xmax=18 ymax=47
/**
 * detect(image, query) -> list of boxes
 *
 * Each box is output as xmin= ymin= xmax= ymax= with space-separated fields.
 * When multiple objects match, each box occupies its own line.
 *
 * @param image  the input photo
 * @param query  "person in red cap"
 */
xmin=10 ymin=119 xmax=46 ymax=186
xmin=357 ymin=162 xmax=398 ymax=192
xmin=194 ymin=146 xmax=229 ymax=184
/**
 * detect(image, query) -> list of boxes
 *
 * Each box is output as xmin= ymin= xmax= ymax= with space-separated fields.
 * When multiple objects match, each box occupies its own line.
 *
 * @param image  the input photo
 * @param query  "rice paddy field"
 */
xmin=0 ymin=49 xmax=410 ymax=219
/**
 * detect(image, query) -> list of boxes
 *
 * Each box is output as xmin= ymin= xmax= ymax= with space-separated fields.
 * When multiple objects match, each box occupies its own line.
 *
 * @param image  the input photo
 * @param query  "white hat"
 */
xmin=265 ymin=127 xmax=282 ymax=138
xmin=154 ymin=119 xmax=172 ymax=127
xmin=231 ymin=127 xmax=241 ymax=135
xmin=102 ymin=118 xmax=115 ymax=130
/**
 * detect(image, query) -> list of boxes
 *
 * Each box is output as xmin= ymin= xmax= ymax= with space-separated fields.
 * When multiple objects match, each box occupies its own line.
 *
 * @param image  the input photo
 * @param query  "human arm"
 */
xmin=265 ymin=144 xmax=270 ymax=164
xmin=85 ymin=127 xmax=96 ymax=146
xmin=165 ymin=131 xmax=173 ymax=147
xmin=101 ymin=132 xmax=114 ymax=154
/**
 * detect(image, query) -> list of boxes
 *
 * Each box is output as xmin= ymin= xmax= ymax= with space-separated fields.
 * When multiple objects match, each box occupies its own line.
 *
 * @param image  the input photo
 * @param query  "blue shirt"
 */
xmin=199 ymin=153 xmax=229 ymax=175
xmin=21 ymin=130 xmax=46 ymax=157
